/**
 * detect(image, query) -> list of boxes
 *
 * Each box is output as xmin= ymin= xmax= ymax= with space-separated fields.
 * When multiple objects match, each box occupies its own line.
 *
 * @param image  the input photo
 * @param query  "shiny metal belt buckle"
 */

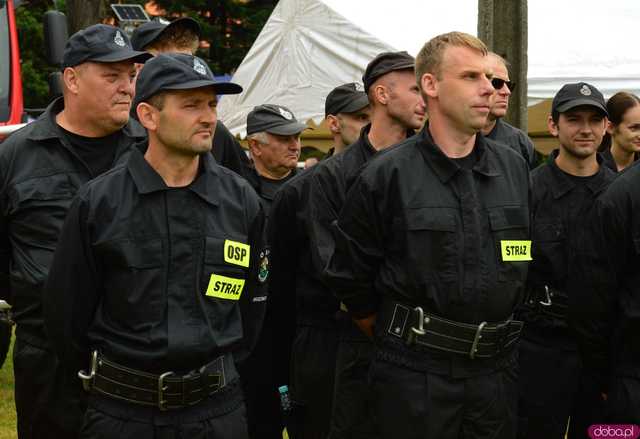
xmin=78 ymin=350 xmax=98 ymax=391
xmin=157 ymin=371 xmax=175 ymax=411
xmin=469 ymin=322 xmax=487 ymax=359
xmin=539 ymin=285 xmax=553 ymax=307
xmin=407 ymin=306 xmax=427 ymax=345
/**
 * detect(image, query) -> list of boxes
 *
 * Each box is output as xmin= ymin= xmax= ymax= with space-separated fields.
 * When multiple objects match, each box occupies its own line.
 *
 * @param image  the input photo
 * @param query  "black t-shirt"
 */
xmin=451 ymin=147 xmax=479 ymax=170
xmin=58 ymin=126 xmax=120 ymax=177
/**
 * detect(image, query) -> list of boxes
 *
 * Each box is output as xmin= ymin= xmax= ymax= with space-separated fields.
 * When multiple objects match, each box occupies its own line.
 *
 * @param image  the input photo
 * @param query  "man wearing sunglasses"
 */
xmin=481 ymin=53 xmax=537 ymax=168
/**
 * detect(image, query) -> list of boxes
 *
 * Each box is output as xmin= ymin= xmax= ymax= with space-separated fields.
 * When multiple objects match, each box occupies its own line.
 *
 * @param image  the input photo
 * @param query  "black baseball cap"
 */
xmin=362 ymin=51 xmax=415 ymax=92
xmin=62 ymin=24 xmax=152 ymax=68
xmin=247 ymin=104 xmax=308 ymax=136
xmin=552 ymin=82 xmax=608 ymax=116
xmin=325 ymin=82 xmax=369 ymax=117
xmin=132 ymin=53 xmax=242 ymax=117
xmin=131 ymin=17 xmax=201 ymax=52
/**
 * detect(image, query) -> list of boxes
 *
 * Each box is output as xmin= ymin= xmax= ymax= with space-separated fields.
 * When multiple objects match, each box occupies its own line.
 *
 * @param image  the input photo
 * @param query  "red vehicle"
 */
xmin=0 ymin=0 xmax=23 ymax=131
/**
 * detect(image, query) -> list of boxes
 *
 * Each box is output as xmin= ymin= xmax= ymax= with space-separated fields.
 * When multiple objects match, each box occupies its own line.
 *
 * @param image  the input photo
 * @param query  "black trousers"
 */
xmin=78 ymin=380 xmax=248 ymax=439
xmin=368 ymin=353 xmax=518 ymax=439
xmin=517 ymin=336 xmax=606 ymax=439
xmin=13 ymin=336 xmax=86 ymax=439
xmin=329 ymin=321 xmax=377 ymax=439
xmin=239 ymin=322 xmax=283 ymax=439
xmin=607 ymin=375 xmax=640 ymax=423
xmin=289 ymin=324 xmax=340 ymax=439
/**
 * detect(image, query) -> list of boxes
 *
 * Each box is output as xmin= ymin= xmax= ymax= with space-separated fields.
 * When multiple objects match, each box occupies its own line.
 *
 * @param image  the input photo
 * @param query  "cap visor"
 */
xmin=338 ymin=94 xmax=370 ymax=114
xmin=266 ymin=121 xmax=309 ymax=135
xmin=91 ymin=50 xmax=153 ymax=64
xmin=556 ymin=99 xmax=608 ymax=116
xmin=164 ymin=80 xmax=243 ymax=95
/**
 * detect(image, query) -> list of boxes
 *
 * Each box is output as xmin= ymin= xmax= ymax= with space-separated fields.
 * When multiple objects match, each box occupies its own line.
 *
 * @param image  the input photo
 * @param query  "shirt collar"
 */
xmin=127 ymin=144 xmax=220 ymax=206
xmin=416 ymin=123 xmax=500 ymax=183
xmin=547 ymin=149 xmax=612 ymax=199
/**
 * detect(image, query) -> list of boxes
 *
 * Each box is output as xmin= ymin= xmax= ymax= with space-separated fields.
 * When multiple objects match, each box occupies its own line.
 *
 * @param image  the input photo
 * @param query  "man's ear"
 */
xmin=62 ymin=67 xmax=81 ymax=95
xmin=421 ymin=72 xmax=438 ymax=99
xmin=547 ymin=115 xmax=559 ymax=137
xmin=247 ymin=138 xmax=261 ymax=157
xmin=326 ymin=115 xmax=340 ymax=134
xmin=137 ymin=103 xmax=158 ymax=131
xmin=372 ymin=83 xmax=389 ymax=105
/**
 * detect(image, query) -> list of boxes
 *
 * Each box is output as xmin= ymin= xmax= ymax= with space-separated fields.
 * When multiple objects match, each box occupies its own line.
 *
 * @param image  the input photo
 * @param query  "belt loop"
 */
xmin=158 ymin=371 xmax=174 ymax=411
xmin=78 ymin=350 xmax=98 ymax=392
xmin=469 ymin=322 xmax=487 ymax=359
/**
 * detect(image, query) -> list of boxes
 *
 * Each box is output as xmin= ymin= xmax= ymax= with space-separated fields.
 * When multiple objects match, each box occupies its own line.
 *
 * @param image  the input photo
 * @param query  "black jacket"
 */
xmin=325 ymin=126 xmax=531 ymax=324
xmin=572 ymin=158 xmax=640 ymax=380
xmin=0 ymin=98 xmax=146 ymax=347
xmin=518 ymin=151 xmax=615 ymax=340
xmin=486 ymin=118 xmax=537 ymax=169
xmin=43 ymin=146 xmax=267 ymax=377
xmin=212 ymin=122 xmax=253 ymax=180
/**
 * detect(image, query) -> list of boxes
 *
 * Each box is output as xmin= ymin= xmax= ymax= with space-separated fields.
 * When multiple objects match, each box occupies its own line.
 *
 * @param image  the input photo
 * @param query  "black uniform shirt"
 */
xmin=519 ymin=151 xmax=615 ymax=337
xmin=573 ymin=159 xmax=640 ymax=379
xmin=43 ymin=145 xmax=267 ymax=376
xmin=0 ymin=98 xmax=146 ymax=347
xmin=486 ymin=118 xmax=537 ymax=169
xmin=325 ymin=126 xmax=531 ymax=324
xmin=212 ymin=122 xmax=253 ymax=179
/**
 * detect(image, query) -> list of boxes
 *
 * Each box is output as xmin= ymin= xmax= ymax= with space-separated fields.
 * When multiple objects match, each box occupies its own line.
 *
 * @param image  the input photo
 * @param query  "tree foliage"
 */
xmin=15 ymin=0 xmax=276 ymax=109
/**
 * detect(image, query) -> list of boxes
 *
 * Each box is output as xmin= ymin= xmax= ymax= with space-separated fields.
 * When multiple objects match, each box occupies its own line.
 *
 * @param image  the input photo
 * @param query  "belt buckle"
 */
xmin=539 ymin=285 xmax=553 ymax=307
xmin=78 ymin=350 xmax=98 ymax=391
xmin=406 ymin=307 xmax=427 ymax=346
xmin=469 ymin=322 xmax=487 ymax=359
xmin=157 ymin=371 xmax=175 ymax=411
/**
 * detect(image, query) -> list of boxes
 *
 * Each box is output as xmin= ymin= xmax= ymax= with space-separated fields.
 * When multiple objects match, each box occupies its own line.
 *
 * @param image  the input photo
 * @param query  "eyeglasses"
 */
xmin=491 ymin=77 xmax=516 ymax=92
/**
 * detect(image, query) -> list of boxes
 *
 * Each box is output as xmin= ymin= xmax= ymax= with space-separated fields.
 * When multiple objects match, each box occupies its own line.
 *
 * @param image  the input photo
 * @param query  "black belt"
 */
xmin=78 ymin=351 xmax=235 ymax=410
xmin=381 ymin=301 xmax=523 ymax=359
xmin=525 ymin=285 xmax=568 ymax=319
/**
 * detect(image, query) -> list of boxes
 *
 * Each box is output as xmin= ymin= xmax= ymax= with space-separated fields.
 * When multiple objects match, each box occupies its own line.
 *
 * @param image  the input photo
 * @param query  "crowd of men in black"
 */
xmin=0 ymin=15 xmax=638 ymax=439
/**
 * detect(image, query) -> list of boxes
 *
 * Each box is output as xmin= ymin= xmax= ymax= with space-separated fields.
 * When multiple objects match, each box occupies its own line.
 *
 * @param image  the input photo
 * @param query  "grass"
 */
xmin=0 ymin=332 xmax=15 ymax=439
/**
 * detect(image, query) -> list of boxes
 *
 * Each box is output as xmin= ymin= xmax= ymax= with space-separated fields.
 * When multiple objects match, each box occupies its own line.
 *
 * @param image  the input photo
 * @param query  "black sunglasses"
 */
xmin=491 ymin=78 xmax=516 ymax=91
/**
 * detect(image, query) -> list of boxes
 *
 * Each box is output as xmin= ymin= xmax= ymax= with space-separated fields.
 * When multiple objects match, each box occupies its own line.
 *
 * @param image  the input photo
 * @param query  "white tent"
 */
xmin=219 ymin=0 xmax=640 ymax=137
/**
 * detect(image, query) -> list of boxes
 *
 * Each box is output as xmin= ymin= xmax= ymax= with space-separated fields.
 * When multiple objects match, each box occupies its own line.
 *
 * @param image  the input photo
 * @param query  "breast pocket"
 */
xmin=9 ymin=174 xmax=77 ymax=247
xmin=489 ymin=206 xmax=530 ymax=282
xmin=403 ymin=208 xmax=458 ymax=282
xmin=97 ymin=238 xmax=165 ymax=332
xmin=202 ymin=236 xmax=249 ymax=336
xmin=532 ymin=221 xmax=565 ymax=276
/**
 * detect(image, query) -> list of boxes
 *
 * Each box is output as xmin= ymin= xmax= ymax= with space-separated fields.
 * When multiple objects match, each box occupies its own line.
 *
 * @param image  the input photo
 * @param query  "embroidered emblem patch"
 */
xmin=114 ymin=31 xmax=126 ymax=47
xmin=258 ymin=249 xmax=270 ymax=283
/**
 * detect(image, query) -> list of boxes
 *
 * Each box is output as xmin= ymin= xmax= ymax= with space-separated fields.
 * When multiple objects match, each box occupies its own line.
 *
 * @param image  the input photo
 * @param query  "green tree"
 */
xmin=16 ymin=0 xmax=58 ymax=110
xmin=151 ymin=0 xmax=277 ymax=75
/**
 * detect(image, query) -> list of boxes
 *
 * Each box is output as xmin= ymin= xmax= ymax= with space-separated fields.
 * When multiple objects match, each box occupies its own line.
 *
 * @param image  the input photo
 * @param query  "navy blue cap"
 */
xmin=552 ymin=82 xmax=608 ymax=116
xmin=325 ymin=82 xmax=369 ymax=117
xmin=362 ymin=51 xmax=415 ymax=92
xmin=131 ymin=17 xmax=201 ymax=52
xmin=62 ymin=24 xmax=152 ymax=68
xmin=247 ymin=104 xmax=308 ymax=136
xmin=133 ymin=53 xmax=242 ymax=116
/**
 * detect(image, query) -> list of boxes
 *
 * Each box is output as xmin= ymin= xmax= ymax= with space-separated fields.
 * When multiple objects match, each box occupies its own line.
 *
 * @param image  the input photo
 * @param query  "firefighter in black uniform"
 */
xmin=517 ymin=82 xmax=615 ymax=438
xmin=481 ymin=53 xmax=537 ymax=169
xmin=241 ymin=104 xmax=307 ymax=439
xmin=572 ymin=126 xmax=640 ymax=422
xmin=0 ymin=24 xmax=151 ymax=439
xmin=267 ymin=83 xmax=370 ymax=439
xmin=131 ymin=17 xmax=252 ymax=179
xmin=322 ymin=83 xmax=371 ymax=159
xmin=43 ymin=53 xmax=267 ymax=438
xmin=324 ymin=32 xmax=530 ymax=439
xmin=309 ymin=52 xmax=426 ymax=439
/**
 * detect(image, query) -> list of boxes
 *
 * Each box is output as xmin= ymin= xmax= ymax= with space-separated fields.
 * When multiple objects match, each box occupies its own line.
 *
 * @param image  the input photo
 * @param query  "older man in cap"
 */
xmin=308 ymin=51 xmax=425 ymax=439
xmin=44 ymin=52 xmax=266 ymax=438
xmin=240 ymin=103 xmax=308 ymax=439
xmin=324 ymin=82 xmax=371 ymax=158
xmin=0 ymin=24 xmax=150 ymax=439
xmin=132 ymin=17 xmax=253 ymax=181
xmin=266 ymin=82 xmax=370 ymax=439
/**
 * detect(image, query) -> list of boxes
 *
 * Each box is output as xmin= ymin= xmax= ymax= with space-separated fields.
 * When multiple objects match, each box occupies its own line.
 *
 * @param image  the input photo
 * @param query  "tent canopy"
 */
xmin=219 ymin=0 xmax=640 ymax=137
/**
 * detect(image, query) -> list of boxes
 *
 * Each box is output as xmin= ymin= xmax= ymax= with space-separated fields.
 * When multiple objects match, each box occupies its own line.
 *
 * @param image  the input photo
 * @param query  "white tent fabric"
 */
xmin=219 ymin=0 xmax=640 ymax=137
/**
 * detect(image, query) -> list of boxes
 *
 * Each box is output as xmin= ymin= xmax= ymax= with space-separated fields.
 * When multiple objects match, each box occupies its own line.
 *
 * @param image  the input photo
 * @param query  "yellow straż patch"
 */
xmin=206 ymin=273 xmax=245 ymax=300
xmin=501 ymin=240 xmax=532 ymax=261
xmin=224 ymin=240 xmax=250 ymax=267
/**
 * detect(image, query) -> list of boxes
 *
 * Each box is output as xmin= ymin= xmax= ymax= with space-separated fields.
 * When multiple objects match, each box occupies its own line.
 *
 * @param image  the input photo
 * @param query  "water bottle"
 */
xmin=278 ymin=385 xmax=292 ymax=414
